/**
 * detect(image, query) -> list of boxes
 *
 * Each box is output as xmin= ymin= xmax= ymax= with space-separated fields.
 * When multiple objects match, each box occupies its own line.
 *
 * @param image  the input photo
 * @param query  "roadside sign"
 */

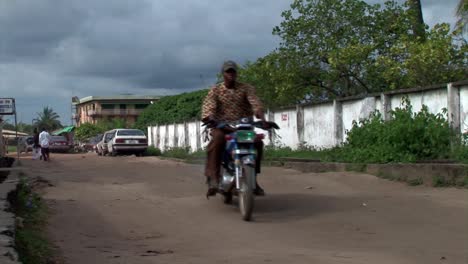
xmin=0 ymin=98 xmax=15 ymax=115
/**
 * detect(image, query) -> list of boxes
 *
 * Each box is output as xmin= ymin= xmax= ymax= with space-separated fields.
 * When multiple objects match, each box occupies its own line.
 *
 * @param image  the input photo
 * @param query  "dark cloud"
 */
xmin=0 ymin=0 xmax=460 ymax=124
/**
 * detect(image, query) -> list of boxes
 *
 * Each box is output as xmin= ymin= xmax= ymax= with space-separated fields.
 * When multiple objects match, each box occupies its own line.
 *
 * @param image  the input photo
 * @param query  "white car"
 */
xmin=106 ymin=129 xmax=147 ymax=156
xmin=96 ymin=131 xmax=115 ymax=156
xmin=18 ymin=136 xmax=34 ymax=153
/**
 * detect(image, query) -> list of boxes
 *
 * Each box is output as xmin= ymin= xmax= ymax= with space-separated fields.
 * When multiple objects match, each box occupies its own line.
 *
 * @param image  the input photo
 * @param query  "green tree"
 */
xmin=16 ymin=123 xmax=33 ymax=134
xmin=456 ymin=0 xmax=468 ymax=33
xmin=1 ymin=122 xmax=16 ymax=131
xmin=407 ymin=0 xmax=426 ymax=40
xmin=135 ymin=89 xmax=209 ymax=129
xmin=33 ymin=106 xmax=62 ymax=131
xmin=97 ymin=118 xmax=129 ymax=131
xmin=75 ymin=123 xmax=105 ymax=141
xmin=239 ymin=0 xmax=467 ymax=107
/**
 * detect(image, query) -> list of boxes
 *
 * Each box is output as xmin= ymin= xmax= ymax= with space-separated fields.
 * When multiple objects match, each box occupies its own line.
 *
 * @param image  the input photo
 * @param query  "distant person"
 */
xmin=39 ymin=128 xmax=51 ymax=162
xmin=32 ymin=128 xmax=41 ymax=160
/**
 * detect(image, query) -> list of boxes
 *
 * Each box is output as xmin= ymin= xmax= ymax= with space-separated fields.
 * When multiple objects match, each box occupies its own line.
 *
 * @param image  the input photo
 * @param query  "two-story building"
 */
xmin=73 ymin=95 xmax=160 ymax=126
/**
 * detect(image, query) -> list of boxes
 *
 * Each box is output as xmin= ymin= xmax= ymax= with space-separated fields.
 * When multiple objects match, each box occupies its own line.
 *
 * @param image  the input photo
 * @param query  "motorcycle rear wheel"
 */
xmin=239 ymin=165 xmax=255 ymax=221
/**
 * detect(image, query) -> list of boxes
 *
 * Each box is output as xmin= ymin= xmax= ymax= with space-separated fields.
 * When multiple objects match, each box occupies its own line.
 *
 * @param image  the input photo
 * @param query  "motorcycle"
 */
xmin=203 ymin=117 xmax=279 ymax=221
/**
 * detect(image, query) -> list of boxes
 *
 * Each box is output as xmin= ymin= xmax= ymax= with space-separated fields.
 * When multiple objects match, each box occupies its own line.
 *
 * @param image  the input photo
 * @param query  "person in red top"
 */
xmin=202 ymin=60 xmax=266 ymax=197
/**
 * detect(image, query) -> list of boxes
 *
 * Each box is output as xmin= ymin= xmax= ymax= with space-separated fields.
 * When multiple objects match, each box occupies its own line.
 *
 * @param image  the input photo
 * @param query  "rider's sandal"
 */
xmin=254 ymin=185 xmax=266 ymax=196
xmin=206 ymin=187 xmax=217 ymax=199
xmin=205 ymin=179 xmax=219 ymax=199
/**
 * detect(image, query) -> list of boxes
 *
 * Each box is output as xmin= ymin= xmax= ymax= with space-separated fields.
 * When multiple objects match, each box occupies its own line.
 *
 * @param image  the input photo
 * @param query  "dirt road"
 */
xmin=20 ymin=153 xmax=468 ymax=264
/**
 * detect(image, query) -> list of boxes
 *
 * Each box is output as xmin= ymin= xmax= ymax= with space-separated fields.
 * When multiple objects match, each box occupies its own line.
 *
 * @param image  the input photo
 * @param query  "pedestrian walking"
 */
xmin=39 ymin=128 xmax=51 ymax=162
xmin=32 ymin=128 xmax=41 ymax=160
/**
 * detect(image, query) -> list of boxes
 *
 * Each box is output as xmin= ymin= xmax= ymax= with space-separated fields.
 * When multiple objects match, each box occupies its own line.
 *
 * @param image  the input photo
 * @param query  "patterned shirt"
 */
xmin=202 ymin=82 xmax=264 ymax=122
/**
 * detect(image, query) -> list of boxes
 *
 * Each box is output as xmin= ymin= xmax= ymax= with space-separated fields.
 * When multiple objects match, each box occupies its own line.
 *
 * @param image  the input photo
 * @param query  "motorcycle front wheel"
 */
xmin=239 ymin=164 xmax=255 ymax=221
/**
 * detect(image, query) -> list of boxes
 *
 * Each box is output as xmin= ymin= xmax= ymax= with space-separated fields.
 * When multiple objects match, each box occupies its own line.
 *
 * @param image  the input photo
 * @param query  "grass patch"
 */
xmin=263 ymin=146 xmax=335 ymax=161
xmin=145 ymin=146 xmax=162 ymax=156
xmin=8 ymin=178 xmax=54 ymax=264
xmin=7 ymin=145 xmax=17 ymax=153
xmin=432 ymin=175 xmax=449 ymax=187
xmin=147 ymin=147 xmax=206 ymax=160
xmin=407 ymin=177 xmax=424 ymax=186
xmin=345 ymin=163 xmax=367 ymax=172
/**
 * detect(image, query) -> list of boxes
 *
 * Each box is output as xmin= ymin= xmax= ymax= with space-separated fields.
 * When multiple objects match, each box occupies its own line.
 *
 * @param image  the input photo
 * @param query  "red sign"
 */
xmin=281 ymin=113 xmax=288 ymax=121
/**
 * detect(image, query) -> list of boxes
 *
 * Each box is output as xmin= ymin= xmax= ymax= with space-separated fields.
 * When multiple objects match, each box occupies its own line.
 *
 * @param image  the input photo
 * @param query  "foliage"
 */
xmin=406 ymin=0 xmax=425 ymax=40
xmin=331 ymin=98 xmax=454 ymax=163
xmin=1 ymin=122 xmax=33 ymax=134
xmin=238 ymin=0 xmax=467 ymax=108
xmin=75 ymin=118 xmax=132 ymax=141
xmin=145 ymin=146 xmax=161 ymax=156
xmin=75 ymin=123 xmax=105 ymax=141
xmin=375 ymin=24 xmax=468 ymax=89
xmin=262 ymin=98 xmax=467 ymax=164
xmin=263 ymin=145 xmax=328 ymax=160
xmin=97 ymin=118 xmax=129 ymax=131
xmin=33 ymin=106 xmax=62 ymax=131
xmin=9 ymin=178 xmax=53 ymax=264
xmin=456 ymin=0 xmax=468 ymax=33
xmin=135 ymin=89 xmax=208 ymax=129
xmin=160 ymin=147 xmax=193 ymax=159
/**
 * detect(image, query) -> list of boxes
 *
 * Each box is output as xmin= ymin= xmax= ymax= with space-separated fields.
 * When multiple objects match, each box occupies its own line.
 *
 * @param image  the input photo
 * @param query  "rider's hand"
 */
xmin=255 ymin=110 xmax=265 ymax=120
xmin=261 ymin=121 xmax=271 ymax=130
xmin=202 ymin=116 xmax=218 ymax=128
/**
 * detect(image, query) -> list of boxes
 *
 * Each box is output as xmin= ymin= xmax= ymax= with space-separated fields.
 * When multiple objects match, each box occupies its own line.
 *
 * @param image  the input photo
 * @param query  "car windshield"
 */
xmin=117 ymin=130 xmax=145 ymax=136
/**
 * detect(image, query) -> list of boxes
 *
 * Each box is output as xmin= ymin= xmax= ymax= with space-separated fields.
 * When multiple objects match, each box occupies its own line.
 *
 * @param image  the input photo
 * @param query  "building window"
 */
xmin=102 ymin=104 xmax=114 ymax=109
xmin=135 ymin=104 xmax=149 ymax=109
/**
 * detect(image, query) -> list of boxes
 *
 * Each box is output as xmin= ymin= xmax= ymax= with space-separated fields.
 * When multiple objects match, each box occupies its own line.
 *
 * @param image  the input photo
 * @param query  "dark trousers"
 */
xmin=205 ymin=129 xmax=263 ymax=182
xmin=41 ymin=147 xmax=50 ymax=161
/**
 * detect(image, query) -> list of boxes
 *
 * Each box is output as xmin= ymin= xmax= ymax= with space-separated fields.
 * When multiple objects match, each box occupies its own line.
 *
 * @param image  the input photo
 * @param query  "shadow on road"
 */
xmin=253 ymin=193 xmax=364 ymax=223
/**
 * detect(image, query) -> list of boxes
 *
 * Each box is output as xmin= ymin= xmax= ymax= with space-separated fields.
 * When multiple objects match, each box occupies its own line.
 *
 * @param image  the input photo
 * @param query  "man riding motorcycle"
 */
xmin=202 ymin=60 xmax=268 ymax=197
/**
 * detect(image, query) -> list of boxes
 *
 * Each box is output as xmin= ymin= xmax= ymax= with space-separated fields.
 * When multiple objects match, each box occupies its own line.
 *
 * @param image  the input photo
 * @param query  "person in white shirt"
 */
xmin=39 ymin=128 xmax=51 ymax=162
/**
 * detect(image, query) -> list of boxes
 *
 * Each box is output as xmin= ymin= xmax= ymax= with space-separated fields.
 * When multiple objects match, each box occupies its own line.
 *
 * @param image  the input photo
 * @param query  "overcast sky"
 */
xmin=0 ymin=0 xmax=460 ymax=125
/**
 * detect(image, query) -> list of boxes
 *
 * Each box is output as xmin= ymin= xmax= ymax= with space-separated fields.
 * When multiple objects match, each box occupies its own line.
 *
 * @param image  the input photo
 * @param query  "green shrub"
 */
xmin=9 ymin=178 xmax=52 ymax=264
xmin=338 ymin=98 xmax=453 ymax=163
xmin=145 ymin=146 xmax=161 ymax=156
xmin=161 ymin=147 xmax=192 ymax=159
xmin=135 ymin=89 xmax=209 ymax=130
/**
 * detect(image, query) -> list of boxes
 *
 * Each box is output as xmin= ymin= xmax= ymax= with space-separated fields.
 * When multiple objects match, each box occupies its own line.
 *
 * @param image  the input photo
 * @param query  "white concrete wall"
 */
xmin=303 ymin=103 xmax=335 ymax=148
xmin=342 ymin=97 xmax=377 ymax=140
xmin=147 ymin=127 xmax=153 ymax=147
xmin=390 ymin=88 xmax=448 ymax=114
xmin=177 ymin=123 xmax=185 ymax=148
xmin=460 ymin=86 xmax=468 ymax=135
xmin=167 ymin=124 xmax=175 ymax=149
xmin=273 ymin=108 xmax=299 ymax=148
xmin=147 ymin=82 xmax=467 ymax=151
xmin=187 ymin=122 xmax=198 ymax=151
xmin=159 ymin=125 xmax=167 ymax=151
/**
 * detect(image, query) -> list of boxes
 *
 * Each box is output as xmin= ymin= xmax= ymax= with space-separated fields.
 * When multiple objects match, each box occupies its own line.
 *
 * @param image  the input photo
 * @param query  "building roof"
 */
xmin=74 ymin=95 xmax=161 ymax=105
xmin=1 ymin=129 xmax=29 ymax=137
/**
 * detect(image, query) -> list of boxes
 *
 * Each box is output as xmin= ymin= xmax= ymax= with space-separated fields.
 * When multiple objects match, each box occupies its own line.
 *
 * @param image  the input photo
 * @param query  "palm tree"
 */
xmin=456 ymin=0 xmax=468 ymax=33
xmin=34 ymin=106 xmax=62 ymax=131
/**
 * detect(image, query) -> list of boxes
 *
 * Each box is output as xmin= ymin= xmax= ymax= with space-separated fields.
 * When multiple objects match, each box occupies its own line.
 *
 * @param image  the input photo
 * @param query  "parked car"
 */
xmin=80 ymin=134 xmax=103 ymax=152
xmin=106 ymin=129 xmax=147 ymax=156
xmin=96 ymin=131 xmax=115 ymax=156
xmin=18 ymin=136 xmax=34 ymax=153
xmin=49 ymin=135 xmax=72 ymax=153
